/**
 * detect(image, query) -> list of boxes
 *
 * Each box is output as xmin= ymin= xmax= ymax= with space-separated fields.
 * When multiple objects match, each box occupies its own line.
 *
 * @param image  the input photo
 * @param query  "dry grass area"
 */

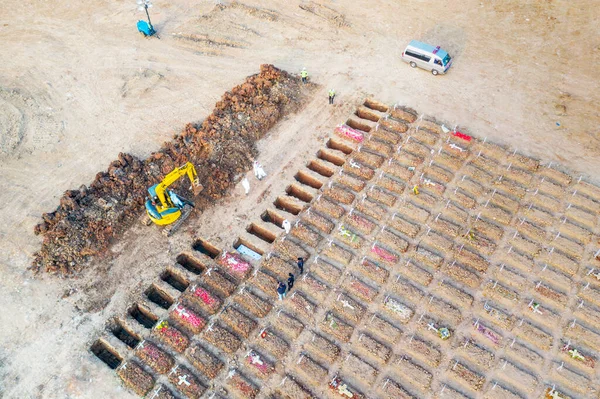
xmin=92 ymin=100 xmax=600 ymax=399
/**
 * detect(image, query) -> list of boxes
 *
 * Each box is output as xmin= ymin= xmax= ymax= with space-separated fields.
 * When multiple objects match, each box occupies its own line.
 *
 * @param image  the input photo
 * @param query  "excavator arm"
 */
xmin=145 ymin=162 xmax=203 ymax=231
xmin=153 ymin=162 xmax=201 ymax=207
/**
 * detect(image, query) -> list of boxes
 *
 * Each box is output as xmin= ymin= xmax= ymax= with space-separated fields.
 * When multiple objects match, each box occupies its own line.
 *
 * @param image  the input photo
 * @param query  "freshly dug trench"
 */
xmin=129 ymin=303 xmax=158 ymax=329
xmin=355 ymin=106 xmax=382 ymax=122
xmin=363 ymin=98 xmax=389 ymax=113
xmin=145 ymin=285 xmax=174 ymax=309
xmin=247 ymin=223 xmax=277 ymax=243
xmin=160 ymin=269 xmax=189 ymax=292
xmin=32 ymin=65 xmax=311 ymax=275
xmin=274 ymin=196 xmax=304 ymax=215
xmin=327 ymin=137 xmax=354 ymax=154
xmin=307 ymin=159 xmax=335 ymax=177
xmin=261 ymin=209 xmax=285 ymax=227
xmin=175 ymin=253 xmax=205 ymax=275
xmin=110 ymin=319 xmax=141 ymax=348
xmin=91 ymin=339 xmax=122 ymax=369
xmin=317 ymin=148 xmax=346 ymax=166
xmin=192 ymin=238 xmax=221 ymax=259
xmin=294 ymin=170 xmax=324 ymax=189
xmin=346 ymin=117 xmax=372 ymax=133
xmin=286 ymin=184 xmax=314 ymax=203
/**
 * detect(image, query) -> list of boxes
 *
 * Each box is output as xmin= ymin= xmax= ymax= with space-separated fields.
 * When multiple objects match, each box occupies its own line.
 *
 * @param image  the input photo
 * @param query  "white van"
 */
xmin=401 ymin=40 xmax=452 ymax=75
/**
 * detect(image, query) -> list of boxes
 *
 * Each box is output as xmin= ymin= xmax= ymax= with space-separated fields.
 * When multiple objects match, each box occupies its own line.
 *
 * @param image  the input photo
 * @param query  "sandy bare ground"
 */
xmin=0 ymin=0 xmax=599 ymax=398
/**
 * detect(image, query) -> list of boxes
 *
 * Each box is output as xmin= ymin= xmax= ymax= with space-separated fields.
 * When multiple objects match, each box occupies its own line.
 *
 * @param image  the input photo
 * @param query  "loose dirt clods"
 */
xmin=32 ymin=65 xmax=311 ymax=275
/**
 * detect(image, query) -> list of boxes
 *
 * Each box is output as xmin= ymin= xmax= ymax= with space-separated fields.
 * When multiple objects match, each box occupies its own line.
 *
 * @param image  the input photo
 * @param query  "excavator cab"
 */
xmin=144 ymin=162 xmax=203 ymax=235
xmin=145 ymin=187 xmax=191 ymax=223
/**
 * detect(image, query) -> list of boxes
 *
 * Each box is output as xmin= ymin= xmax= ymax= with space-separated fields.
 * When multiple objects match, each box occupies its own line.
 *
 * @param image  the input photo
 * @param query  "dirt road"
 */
xmin=0 ymin=0 xmax=598 ymax=397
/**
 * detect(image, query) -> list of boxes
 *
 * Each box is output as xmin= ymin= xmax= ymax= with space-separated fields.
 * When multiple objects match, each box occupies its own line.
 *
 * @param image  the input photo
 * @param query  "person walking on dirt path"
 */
xmin=301 ymin=68 xmax=308 ymax=84
xmin=253 ymin=161 xmax=267 ymax=180
xmin=328 ymin=89 xmax=335 ymax=104
xmin=282 ymin=219 xmax=291 ymax=234
xmin=287 ymin=273 xmax=295 ymax=291
xmin=277 ymin=282 xmax=287 ymax=301
xmin=297 ymin=257 xmax=304 ymax=274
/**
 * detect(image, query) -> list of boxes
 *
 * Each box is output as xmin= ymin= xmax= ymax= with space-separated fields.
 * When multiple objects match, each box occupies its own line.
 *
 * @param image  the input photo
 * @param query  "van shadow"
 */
xmin=421 ymin=24 xmax=467 ymax=60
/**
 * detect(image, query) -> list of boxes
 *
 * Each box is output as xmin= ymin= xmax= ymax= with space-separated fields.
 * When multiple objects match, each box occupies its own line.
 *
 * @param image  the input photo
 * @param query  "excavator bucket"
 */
xmin=192 ymin=183 xmax=204 ymax=196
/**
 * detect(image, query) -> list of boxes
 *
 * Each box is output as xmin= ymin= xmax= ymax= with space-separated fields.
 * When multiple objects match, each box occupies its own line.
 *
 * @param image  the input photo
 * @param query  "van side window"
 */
xmin=434 ymin=58 xmax=442 ymax=66
xmin=405 ymin=50 xmax=431 ymax=62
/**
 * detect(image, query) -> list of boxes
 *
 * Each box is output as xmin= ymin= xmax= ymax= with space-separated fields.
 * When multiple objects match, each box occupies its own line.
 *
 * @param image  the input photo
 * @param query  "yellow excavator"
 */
xmin=144 ymin=162 xmax=203 ymax=236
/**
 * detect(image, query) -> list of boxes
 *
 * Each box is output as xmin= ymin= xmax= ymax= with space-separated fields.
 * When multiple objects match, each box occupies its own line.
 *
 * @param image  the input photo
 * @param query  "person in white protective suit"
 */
xmin=253 ymin=161 xmax=267 ymax=180
xmin=282 ymin=219 xmax=291 ymax=234
xmin=241 ymin=177 xmax=250 ymax=195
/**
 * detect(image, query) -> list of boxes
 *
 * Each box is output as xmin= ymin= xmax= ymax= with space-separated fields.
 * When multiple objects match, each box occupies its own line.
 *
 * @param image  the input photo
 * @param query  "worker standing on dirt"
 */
xmin=253 ymin=161 xmax=267 ymax=180
xmin=241 ymin=177 xmax=250 ymax=195
xmin=282 ymin=219 xmax=291 ymax=234
xmin=328 ymin=89 xmax=335 ymax=104
xmin=277 ymin=282 xmax=287 ymax=301
xmin=287 ymin=273 xmax=295 ymax=291
xmin=297 ymin=257 xmax=304 ymax=274
xmin=301 ymin=68 xmax=308 ymax=84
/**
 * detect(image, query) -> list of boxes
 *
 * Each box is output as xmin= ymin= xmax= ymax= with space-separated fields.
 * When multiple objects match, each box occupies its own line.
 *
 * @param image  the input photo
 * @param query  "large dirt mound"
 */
xmin=32 ymin=65 xmax=310 ymax=275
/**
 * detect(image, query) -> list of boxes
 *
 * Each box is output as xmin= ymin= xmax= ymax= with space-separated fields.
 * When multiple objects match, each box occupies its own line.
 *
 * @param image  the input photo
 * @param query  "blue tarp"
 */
xmin=236 ymin=244 xmax=262 ymax=261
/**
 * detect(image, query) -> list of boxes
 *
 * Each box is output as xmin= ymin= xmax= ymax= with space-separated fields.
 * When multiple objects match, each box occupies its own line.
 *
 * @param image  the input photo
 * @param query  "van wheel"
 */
xmin=432 ymin=69 xmax=439 ymax=76
xmin=410 ymin=62 xmax=417 ymax=68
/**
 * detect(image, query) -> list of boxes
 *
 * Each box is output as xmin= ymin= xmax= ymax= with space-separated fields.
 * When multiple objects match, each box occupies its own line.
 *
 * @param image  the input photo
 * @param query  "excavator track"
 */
xmin=163 ymin=205 xmax=194 ymax=237
xmin=141 ymin=214 xmax=153 ymax=226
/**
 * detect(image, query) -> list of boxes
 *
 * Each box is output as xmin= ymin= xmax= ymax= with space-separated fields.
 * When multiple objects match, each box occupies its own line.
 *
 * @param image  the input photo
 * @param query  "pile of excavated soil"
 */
xmin=32 ymin=65 xmax=312 ymax=275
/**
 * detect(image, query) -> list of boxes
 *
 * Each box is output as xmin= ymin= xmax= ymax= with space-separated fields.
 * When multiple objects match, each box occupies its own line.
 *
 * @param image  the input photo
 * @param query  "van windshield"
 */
xmin=443 ymin=54 xmax=451 ymax=66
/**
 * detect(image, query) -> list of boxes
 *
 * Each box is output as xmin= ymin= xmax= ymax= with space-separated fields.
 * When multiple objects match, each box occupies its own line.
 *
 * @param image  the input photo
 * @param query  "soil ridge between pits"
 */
xmin=32 ymin=64 xmax=314 ymax=276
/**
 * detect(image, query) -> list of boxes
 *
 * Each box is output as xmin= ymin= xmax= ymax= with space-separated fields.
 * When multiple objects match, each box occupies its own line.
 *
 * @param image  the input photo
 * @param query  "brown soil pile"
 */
xmin=32 ymin=65 xmax=310 ymax=275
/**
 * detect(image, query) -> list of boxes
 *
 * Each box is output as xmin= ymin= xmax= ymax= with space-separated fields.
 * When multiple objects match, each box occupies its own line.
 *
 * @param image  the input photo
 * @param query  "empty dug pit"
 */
xmin=317 ymin=149 xmax=345 ymax=166
xmin=129 ymin=304 xmax=158 ymax=329
xmin=176 ymin=253 xmax=205 ymax=275
xmin=346 ymin=118 xmax=372 ymax=133
xmin=286 ymin=184 xmax=314 ymax=203
xmin=91 ymin=339 xmax=123 ymax=369
xmin=145 ymin=285 xmax=174 ymax=310
xmin=261 ymin=210 xmax=284 ymax=228
xmin=161 ymin=269 xmax=189 ymax=292
xmin=307 ymin=160 xmax=335 ymax=177
xmin=364 ymin=98 xmax=389 ymax=112
xmin=192 ymin=239 xmax=221 ymax=259
xmin=274 ymin=196 xmax=303 ymax=215
xmin=234 ymin=237 xmax=264 ymax=255
xmin=247 ymin=223 xmax=277 ymax=243
xmin=355 ymin=107 xmax=381 ymax=122
xmin=327 ymin=138 xmax=354 ymax=155
xmin=110 ymin=319 xmax=141 ymax=349
xmin=295 ymin=170 xmax=324 ymax=189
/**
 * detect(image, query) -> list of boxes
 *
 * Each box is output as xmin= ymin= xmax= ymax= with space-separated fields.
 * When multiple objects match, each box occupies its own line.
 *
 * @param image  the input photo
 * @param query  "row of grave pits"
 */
xmin=90 ymin=240 xmax=270 ymax=398
xmin=247 ymin=99 xmax=600 ymax=398
xmin=87 ymin=98 xmax=413 ymax=397
xmin=91 ymin=98 xmax=600 ymax=399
